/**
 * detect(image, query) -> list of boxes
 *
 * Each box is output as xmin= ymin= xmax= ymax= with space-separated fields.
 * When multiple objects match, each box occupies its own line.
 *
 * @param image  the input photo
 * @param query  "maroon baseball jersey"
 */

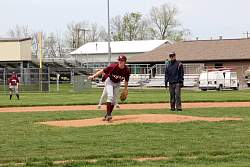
xmin=103 ymin=63 xmax=130 ymax=83
xmin=8 ymin=75 xmax=19 ymax=86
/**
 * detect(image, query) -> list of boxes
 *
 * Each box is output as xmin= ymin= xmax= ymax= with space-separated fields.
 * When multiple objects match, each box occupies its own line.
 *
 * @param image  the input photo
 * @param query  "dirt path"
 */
xmin=1 ymin=102 xmax=250 ymax=113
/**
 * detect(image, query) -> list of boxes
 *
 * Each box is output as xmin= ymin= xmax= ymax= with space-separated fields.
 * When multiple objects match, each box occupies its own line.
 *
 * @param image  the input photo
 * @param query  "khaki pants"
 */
xmin=104 ymin=77 xmax=120 ymax=105
xmin=9 ymin=85 xmax=19 ymax=94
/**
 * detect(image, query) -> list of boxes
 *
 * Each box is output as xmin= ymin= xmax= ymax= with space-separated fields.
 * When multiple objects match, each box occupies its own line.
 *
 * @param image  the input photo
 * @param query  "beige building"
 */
xmin=0 ymin=38 xmax=32 ymax=61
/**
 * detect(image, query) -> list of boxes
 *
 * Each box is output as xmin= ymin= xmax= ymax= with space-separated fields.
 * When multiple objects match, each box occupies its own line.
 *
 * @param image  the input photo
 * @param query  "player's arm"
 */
xmin=88 ymin=69 xmax=104 ymax=80
xmin=164 ymin=64 xmax=169 ymax=88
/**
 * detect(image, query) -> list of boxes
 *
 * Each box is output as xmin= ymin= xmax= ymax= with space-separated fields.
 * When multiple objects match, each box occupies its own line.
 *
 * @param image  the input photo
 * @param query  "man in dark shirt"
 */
xmin=165 ymin=52 xmax=184 ymax=111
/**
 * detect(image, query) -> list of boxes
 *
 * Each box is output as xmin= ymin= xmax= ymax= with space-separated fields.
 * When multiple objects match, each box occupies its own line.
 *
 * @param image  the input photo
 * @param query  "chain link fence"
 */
xmin=0 ymin=64 xmax=249 ymax=93
xmin=0 ymin=68 xmax=50 ymax=93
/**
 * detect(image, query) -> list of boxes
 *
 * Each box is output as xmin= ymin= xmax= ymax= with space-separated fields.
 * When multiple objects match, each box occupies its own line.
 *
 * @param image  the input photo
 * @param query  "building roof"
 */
xmin=70 ymin=40 xmax=169 ymax=55
xmin=128 ymin=38 xmax=250 ymax=63
xmin=0 ymin=38 xmax=32 ymax=42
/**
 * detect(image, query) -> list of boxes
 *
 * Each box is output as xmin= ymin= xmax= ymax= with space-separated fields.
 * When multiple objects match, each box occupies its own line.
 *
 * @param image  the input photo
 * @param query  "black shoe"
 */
xmin=106 ymin=115 xmax=112 ymax=122
xmin=177 ymin=109 xmax=182 ymax=111
xmin=170 ymin=108 xmax=175 ymax=111
xmin=102 ymin=114 xmax=107 ymax=121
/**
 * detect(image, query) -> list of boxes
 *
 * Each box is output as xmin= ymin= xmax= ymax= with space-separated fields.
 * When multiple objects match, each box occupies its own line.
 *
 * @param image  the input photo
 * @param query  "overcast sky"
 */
xmin=0 ymin=0 xmax=250 ymax=40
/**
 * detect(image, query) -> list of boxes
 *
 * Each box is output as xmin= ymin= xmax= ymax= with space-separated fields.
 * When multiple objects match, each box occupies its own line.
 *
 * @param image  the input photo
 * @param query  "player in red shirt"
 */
xmin=88 ymin=55 xmax=130 ymax=121
xmin=8 ymin=72 xmax=20 ymax=100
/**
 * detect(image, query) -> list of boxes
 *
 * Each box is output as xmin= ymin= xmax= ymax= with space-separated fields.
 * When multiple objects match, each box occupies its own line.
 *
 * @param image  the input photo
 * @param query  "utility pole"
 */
xmin=38 ymin=32 xmax=43 ymax=92
xmin=243 ymin=31 xmax=249 ymax=38
xmin=77 ymin=28 xmax=90 ymax=48
xmin=38 ymin=32 xmax=43 ymax=69
xmin=107 ymin=0 xmax=111 ymax=64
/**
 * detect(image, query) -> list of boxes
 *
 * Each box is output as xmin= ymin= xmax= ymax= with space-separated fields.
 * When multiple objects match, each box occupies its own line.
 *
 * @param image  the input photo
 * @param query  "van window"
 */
xmin=231 ymin=73 xmax=237 ymax=78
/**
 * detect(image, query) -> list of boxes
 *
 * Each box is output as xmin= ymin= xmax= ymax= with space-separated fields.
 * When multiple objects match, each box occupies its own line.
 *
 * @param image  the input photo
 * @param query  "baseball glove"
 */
xmin=120 ymin=91 xmax=128 ymax=102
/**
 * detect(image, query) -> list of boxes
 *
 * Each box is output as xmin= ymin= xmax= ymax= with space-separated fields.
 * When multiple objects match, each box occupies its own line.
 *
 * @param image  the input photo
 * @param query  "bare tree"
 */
xmin=149 ymin=3 xmax=189 ymax=41
xmin=54 ymin=31 xmax=65 ymax=57
xmin=137 ymin=17 xmax=151 ymax=40
xmin=111 ymin=15 xmax=125 ymax=41
xmin=8 ymin=25 xmax=31 ymax=38
xmin=98 ymin=27 xmax=108 ymax=41
xmin=31 ymin=32 xmax=40 ymax=58
xmin=44 ymin=33 xmax=57 ymax=58
xmin=64 ymin=21 xmax=109 ymax=48
xmin=64 ymin=22 xmax=88 ymax=49
xmin=87 ymin=23 xmax=107 ymax=42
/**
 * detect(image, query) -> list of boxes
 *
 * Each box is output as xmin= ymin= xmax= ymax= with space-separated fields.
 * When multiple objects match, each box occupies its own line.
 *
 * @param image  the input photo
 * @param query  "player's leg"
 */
xmin=175 ymin=83 xmax=182 ymax=111
xmin=169 ymin=83 xmax=176 ymax=111
xmin=9 ymin=86 xmax=14 ymax=100
xmin=103 ymin=78 xmax=114 ymax=121
xmin=9 ymin=88 xmax=13 ymax=100
xmin=106 ymin=83 xmax=120 ymax=121
xmin=102 ymin=83 xmax=108 ymax=120
xmin=98 ymin=87 xmax=107 ymax=109
xmin=15 ymin=86 xmax=19 ymax=100
xmin=114 ymin=85 xmax=120 ymax=108
xmin=105 ymin=78 xmax=115 ymax=121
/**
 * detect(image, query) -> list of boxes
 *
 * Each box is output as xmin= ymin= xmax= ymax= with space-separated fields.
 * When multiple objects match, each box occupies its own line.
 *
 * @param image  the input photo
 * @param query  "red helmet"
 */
xmin=11 ymin=72 xmax=16 ymax=76
xmin=118 ymin=55 xmax=127 ymax=62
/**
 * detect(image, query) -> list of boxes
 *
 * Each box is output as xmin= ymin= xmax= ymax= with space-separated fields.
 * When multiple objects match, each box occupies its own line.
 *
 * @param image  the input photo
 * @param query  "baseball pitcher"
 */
xmin=88 ymin=55 xmax=130 ymax=122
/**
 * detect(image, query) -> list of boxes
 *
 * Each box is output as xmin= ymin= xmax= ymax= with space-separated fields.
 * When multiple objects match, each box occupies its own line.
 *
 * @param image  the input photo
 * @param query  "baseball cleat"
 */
xmin=106 ymin=115 xmax=112 ymax=122
xmin=102 ymin=114 xmax=107 ymax=121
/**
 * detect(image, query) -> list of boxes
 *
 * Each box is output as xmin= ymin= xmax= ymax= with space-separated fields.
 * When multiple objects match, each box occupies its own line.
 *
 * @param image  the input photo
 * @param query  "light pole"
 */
xmin=107 ymin=0 xmax=111 ymax=64
xmin=77 ymin=28 xmax=90 ymax=48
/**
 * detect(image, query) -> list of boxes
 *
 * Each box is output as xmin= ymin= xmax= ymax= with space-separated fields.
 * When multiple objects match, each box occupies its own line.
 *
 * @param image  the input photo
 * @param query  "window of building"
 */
xmin=214 ymin=63 xmax=223 ymax=68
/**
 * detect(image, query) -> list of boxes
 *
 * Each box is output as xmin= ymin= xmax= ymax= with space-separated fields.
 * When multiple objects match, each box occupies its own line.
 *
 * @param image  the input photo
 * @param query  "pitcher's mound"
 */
xmin=39 ymin=114 xmax=241 ymax=127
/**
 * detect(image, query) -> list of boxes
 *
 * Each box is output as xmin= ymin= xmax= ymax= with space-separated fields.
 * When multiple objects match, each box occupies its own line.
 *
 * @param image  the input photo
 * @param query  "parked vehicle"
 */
xmin=198 ymin=69 xmax=239 ymax=91
xmin=244 ymin=67 xmax=250 ymax=87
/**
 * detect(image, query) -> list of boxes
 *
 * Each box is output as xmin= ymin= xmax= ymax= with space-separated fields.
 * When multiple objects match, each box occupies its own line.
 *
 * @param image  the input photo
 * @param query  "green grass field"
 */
xmin=1 ymin=85 xmax=250 ymax=107
xmin=0 ymin=107 xmax=250 ymax=167
xmin=1 ymin=86 xmax=250 ymax=166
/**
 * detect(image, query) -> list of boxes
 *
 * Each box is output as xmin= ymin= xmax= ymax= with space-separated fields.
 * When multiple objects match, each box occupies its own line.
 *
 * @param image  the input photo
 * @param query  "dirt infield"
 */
xmin=1 ymin=102 xmax=250 ymax=113
xmin=39 ymin=114 xmax=241 ymax=127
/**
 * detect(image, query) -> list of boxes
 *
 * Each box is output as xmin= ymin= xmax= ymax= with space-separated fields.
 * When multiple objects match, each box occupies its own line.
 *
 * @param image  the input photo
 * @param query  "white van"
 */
xmin=244 ymin=67 xmax=250 ymax=87
xmin=198 ymin=70 xmax=239 ymax=91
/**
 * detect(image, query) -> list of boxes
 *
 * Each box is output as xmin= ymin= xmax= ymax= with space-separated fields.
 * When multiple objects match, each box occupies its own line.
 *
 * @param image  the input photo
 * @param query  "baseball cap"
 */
xmin=169 ymin=52 xmax=176 ymax=57
xmin=118 ymin=55 xmax=127 ymax=61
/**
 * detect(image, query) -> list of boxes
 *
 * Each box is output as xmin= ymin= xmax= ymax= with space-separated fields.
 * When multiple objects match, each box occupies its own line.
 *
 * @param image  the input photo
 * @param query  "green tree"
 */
xmin=111 ymin=12 xmax=149 ymax=41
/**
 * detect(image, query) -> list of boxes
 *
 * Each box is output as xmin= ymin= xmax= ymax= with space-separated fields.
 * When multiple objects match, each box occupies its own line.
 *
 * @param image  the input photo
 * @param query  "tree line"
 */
xmin=7 ymin=3 xmax=190 ymax=57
